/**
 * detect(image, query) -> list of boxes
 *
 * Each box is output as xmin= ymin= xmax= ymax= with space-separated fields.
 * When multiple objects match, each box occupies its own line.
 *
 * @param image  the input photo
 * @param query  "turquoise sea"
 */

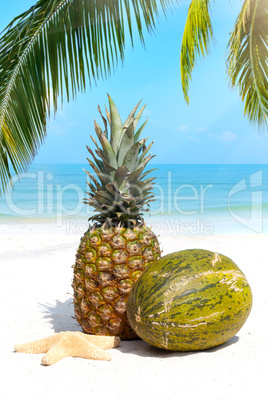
xmin=1 ymin=164 xmax=268 ymax=235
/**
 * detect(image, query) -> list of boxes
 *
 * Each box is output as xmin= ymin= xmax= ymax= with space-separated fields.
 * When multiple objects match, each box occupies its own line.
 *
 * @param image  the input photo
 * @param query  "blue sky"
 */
xmin=2 ymin=0 xmax=268 ymax=164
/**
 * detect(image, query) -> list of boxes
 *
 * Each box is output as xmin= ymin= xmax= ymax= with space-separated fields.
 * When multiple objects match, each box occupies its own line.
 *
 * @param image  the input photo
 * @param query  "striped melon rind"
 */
xmin=126 ymin=249 xmax=253 ymax=351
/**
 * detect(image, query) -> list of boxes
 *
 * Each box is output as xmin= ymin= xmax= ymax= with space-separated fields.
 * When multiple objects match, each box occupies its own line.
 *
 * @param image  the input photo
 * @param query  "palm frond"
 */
xmin=227 ymin=0 xmax=268 ymax=128
xmin=180 ymin=0 xmax=214 ymax=104
xmin=0 ymin=0 xmax=174 ymax=196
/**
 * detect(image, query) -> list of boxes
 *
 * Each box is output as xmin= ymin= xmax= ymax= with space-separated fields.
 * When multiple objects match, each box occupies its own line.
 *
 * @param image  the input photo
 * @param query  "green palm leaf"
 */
xmin=0 ymin=0 xmax=173 ymax=196
xmin=227 ymin=0 xmax=268 ymax=128
xmin=180 ymin=0 xmax=214 ymax=104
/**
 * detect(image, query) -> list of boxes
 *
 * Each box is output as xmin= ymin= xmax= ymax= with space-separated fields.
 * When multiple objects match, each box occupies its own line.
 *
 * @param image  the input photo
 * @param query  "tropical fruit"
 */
xmin=72 ymin=95 xmax=161 ymax=340
xmin=127 ymin=249 xmax=253 ymax=350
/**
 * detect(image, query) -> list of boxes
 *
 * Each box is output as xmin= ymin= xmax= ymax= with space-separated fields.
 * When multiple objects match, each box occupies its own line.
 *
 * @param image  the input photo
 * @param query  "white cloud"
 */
xmin=144 ymin=108 xmax=152 ymax=117
xmin=209 ymin=131 xmax=237 ymax=142
xmin=197 ymin=127 xmax=207 ymax=133
xmin=177 ymin=124 xmax=189 ymax=132
xmin=188 ymin=136 xmax=201 ymax=142
xmin=252 ymin=131 xmax=268 ymax=141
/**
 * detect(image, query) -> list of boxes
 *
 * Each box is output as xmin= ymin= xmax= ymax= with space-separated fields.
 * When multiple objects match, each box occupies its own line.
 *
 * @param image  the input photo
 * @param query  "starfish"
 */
xmin=14 ymin=331 xmax=121 ymax=365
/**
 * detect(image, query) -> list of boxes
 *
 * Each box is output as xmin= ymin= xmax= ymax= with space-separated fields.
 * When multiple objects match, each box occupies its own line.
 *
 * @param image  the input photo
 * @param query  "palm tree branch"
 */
xmin=180 ymin=0 xmax=214 ymax=104
xmin=227 ymin=0 xmax=268 ymax=128
xmin=0 ymin=0 xmax=174 ymax=196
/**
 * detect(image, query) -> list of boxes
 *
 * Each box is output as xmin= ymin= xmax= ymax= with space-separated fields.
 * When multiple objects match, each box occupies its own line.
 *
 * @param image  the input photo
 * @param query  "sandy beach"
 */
xmin=1 ymin=222 xmax=267 ymax=401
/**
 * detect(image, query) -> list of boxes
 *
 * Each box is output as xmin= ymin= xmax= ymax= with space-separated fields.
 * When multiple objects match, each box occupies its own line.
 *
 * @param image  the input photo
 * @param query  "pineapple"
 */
xmin=72 ymin=95 xmax=161 ymax=340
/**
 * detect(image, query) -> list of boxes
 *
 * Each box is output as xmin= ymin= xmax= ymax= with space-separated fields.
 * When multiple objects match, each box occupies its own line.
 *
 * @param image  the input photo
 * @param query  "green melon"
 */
xmin=126 ymin=249 xmax=253 ymax=351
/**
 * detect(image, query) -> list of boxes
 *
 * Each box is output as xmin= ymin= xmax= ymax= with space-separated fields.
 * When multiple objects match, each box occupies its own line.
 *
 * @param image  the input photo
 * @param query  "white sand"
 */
xmin=1 ymin=222 xmax=267 ymax=401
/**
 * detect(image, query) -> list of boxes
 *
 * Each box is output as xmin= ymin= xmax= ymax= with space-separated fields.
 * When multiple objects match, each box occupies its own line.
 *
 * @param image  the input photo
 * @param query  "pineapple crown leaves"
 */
xmin=83 ymin=94 xmax=156 ymax=226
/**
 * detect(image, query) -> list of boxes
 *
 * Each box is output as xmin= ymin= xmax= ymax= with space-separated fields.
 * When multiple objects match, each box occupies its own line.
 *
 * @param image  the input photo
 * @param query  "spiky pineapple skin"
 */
xmin=72 ymin=225 xmax=161 ymax=340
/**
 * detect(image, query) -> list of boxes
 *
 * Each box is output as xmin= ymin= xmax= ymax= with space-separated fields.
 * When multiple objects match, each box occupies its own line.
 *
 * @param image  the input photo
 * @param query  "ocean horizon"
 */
xmin=1 ymin=163 xmax=268 ymax=236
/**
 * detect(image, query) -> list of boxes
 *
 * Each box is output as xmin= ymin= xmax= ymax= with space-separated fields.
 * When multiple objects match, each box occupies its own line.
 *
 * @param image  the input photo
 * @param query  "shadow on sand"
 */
xmin=39 ymin=298 xmax=80 ymax=332
xmin=39 ymin=297 xmax=239 ymax=358
xmin=118 ymin=335 xmax=239 ymax=359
